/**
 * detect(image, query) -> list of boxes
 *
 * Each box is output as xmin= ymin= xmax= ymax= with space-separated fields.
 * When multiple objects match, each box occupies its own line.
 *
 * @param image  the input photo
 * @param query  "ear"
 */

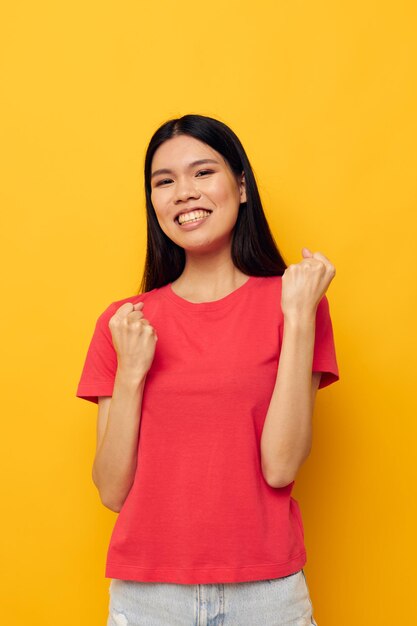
xmin=239 ymin=172 xmax=247 ymax=203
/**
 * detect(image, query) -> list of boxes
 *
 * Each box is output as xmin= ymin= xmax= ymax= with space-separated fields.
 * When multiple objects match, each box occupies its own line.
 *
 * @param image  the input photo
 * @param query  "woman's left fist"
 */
xmin=281 ymin=248 xmax=336 ymax=320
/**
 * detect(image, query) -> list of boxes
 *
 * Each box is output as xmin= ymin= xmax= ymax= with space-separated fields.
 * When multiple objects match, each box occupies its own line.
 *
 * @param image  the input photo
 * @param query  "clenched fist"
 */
xmin=281 ymin=248 xmax=336 ymax=320
xmin=108 ymin=301 xmax=158 ymax=377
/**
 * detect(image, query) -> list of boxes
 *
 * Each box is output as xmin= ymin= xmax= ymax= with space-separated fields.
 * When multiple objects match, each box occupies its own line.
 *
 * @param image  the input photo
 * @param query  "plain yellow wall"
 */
xmin=1 ymin=1 xmax=416 ymax=624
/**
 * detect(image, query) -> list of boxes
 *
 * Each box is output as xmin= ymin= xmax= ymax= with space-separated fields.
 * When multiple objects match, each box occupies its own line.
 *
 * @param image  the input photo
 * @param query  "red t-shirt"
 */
xmin=76 ymin=275 xmax=339 ymax=584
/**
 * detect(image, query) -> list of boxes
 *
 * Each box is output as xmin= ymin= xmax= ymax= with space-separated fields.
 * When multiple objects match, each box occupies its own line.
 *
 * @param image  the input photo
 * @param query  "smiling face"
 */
xmin=150 ymin=135 xmax=246 ymax=253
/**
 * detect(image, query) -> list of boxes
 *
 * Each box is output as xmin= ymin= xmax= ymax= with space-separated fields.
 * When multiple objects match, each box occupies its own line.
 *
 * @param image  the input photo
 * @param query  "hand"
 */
xmin=281 ymin=248 xmax=336 ymax=321
xmin=108 ymin=301 xmax=158 ymax=377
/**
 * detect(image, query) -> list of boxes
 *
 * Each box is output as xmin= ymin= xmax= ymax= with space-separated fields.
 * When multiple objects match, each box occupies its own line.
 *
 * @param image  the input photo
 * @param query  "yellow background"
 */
xmin=1 ymin=1 xmax=416 ymax=624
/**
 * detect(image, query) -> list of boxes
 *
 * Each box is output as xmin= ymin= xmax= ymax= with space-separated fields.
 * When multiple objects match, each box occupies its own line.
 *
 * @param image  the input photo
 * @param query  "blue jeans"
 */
xmin=107 ymin=569 xmax=318 ymax=625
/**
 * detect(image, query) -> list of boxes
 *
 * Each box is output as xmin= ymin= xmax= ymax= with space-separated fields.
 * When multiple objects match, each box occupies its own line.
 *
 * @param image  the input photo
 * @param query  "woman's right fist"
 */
xmin=108 ymin=301 xmax=158 ymax=377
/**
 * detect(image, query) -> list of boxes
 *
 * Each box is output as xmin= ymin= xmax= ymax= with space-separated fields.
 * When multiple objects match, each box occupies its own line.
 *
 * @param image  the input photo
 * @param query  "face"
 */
xmin=150 ymin=135 xmax=246 ymax=253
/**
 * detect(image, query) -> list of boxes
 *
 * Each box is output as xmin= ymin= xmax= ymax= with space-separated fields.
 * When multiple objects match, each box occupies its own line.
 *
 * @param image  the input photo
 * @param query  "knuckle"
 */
xmin=118 ymin=302 xmax=131 ymax=313
xmin=129 ymin=312 xmax=144 ymax=321
xmin=108 ymin=316 xmax=119 ymax=328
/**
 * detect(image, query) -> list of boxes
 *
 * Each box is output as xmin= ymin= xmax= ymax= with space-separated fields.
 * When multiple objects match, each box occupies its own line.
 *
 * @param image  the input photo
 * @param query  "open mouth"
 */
xmin=175 ymin=209 xmax=213 ymax=225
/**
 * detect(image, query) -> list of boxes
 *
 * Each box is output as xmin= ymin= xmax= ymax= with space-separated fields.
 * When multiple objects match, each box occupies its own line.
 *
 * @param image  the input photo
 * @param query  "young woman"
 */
xmin=76 ymin=114 xmax=339 ymax=626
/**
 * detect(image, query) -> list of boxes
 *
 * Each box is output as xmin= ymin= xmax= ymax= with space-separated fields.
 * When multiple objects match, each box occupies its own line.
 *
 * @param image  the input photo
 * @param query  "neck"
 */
xmin=171 ymin=247 xmax=249 ymax=302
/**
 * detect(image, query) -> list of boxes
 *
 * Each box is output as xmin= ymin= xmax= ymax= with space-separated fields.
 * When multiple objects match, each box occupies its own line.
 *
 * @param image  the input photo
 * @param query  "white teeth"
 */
xmin=178 ymin=210 xmax=211 ymax=225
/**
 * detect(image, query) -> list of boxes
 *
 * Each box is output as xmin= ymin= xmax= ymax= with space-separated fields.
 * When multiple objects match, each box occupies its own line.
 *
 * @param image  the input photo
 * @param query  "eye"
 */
xmin=154 ymin=170 xmax=214 ymax=187
xmin=155 ymin=178 xmax=173 ymax=187
xmin=196 ymin=169 xmax=213 ymax=177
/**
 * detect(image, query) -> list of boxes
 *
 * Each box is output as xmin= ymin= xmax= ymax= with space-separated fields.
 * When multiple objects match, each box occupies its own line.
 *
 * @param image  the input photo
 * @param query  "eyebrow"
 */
xmin=151 ymin=159 xmax=220 ymax=179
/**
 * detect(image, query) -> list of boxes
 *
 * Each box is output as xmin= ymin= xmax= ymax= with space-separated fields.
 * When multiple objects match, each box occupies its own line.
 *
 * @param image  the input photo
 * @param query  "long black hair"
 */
xmin=138 ymin=114 xmax=287 ymax=294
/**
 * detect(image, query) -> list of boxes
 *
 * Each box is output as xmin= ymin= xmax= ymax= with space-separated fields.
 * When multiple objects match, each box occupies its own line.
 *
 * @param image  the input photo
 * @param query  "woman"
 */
xmin=76 ymin=114 xmax=339 ymax=625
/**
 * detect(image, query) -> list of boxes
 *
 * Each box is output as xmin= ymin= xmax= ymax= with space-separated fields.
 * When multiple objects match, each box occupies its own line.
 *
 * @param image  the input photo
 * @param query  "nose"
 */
xmin=174 ymin=177 xmax=201 ymax=203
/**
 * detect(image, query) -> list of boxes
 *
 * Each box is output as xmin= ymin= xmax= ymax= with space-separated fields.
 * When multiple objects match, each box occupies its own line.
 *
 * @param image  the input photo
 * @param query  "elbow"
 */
xmin=262 ymin=447 xmax=311 ymax=489
xmin=97 ymin=485 xmax=125 ymax=512
xmin=261 ymin=459 xmax=298 ymax=489
xmin=92 ymin=469 xmax=127 ymax=513
xmin=264 ymin=471 xmax=296 ymax=489
xmin=100 ymin=494 xmax=123 ymax=513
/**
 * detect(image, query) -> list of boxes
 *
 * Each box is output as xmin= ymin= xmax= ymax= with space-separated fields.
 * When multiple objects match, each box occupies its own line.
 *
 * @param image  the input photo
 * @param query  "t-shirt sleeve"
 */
xmin=313 ymin=295 xmax=339 ymax=389
xmin=75 ymin=303 xmax=118 ymax=404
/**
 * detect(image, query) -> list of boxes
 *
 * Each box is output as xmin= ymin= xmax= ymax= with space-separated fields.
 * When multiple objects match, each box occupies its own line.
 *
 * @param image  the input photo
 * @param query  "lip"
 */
xmin=174 ymin=207 xmax=213 ymax=222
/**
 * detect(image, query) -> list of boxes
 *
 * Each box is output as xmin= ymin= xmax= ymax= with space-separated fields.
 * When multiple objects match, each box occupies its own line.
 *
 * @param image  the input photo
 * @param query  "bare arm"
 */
xmin=260 ymin=248 xmax=335 ymax=488
xmin=260 ymin=317 xmax=321 ymax=488
xmin=93 ymin=368 xmax=147 ymax=512
xmin=92 ymin=300 xmax=157 ymax=512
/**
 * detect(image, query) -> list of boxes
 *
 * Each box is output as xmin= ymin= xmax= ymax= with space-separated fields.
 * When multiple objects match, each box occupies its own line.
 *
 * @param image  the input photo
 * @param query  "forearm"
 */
xmin=92 ymin=367 xmax=146 ymax=510
xmin=260 ymin=314 xmax=316 ymax=488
